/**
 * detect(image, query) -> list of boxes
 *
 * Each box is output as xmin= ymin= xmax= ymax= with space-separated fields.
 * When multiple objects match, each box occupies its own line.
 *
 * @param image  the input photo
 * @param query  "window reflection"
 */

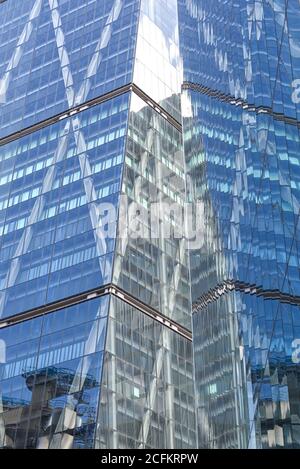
xmin=0 ymin=296 xmax=108 ymax=449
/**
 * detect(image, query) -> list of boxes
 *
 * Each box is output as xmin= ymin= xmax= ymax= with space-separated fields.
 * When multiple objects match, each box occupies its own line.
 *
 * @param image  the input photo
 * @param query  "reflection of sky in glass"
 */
xmin=134 ymin=0 xmax=182 ymax=120
xmin=180 ymin=0 xmax=300 ymax=450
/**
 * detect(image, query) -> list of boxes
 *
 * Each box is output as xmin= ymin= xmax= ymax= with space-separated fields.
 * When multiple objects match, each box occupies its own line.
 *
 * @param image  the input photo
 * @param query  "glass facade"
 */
xmin=0 ymin=0 xmax=139 ymax=138
xmin=2 ymin=0 xmax=300 ymax=451
xmin=96 ymin=296 xmax=196 ymax=449
xmin=0 ymin=94 xmax=129 ymax=318
xmin=0 ymin=0 xmax=196 ymax=450
xmin=113 ymin=93 xmax=192 ymax=329
xmin=0 ymin=295 xmax=109 ymax=449
xmin=179 ymin=0 xmax=300 ymax=449
xmin=133 ymin=0 xmax=182 ymax=121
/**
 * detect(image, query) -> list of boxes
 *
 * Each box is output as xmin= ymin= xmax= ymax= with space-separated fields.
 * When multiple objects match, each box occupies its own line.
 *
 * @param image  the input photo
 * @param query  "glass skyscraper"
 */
xmin=179 ymin=0 xmax=300 ymax=449
xmin=0 ymin=0 xmax=196 ymax=449
xmin=1 ymin=0 xmax=300 ymax=451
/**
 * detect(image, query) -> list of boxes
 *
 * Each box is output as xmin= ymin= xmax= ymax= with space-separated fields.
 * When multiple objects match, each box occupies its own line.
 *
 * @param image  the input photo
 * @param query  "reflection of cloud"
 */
xmin=137 ymin=14 xmax=180 ymax=68
xmin=134 ymin=10 xmax=181 ymax=103
xmin=169 ymin=40 xmax=180 ymax=68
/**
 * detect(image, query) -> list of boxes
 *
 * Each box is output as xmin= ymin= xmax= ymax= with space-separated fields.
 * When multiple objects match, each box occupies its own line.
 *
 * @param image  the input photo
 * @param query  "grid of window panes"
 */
xmin=96 ymin=295 xmax=196 ymax=449
xmin=193 ymin=290 xmax=300 ymax=449
xmin=113 ymin=93 xmax=192 ymax=329
xmin=0 ymin=295 xmax=109 ymax=449
xmin=178 ymin=0 xmax=300 ymax=118
xmin=0 ymin=0 xmax=140 ymax=139
xmin=179 ymin=0 xmax=300 ymax=449
xmin=185 ymin=90 xmax=300 ymax=299
xmin=193 ymin=294 xmax=250 ymax=449
xmin=184 ymin=86 xmax=300 ymax=448
xmin=0 ymin=93 xmax=129 ymax=319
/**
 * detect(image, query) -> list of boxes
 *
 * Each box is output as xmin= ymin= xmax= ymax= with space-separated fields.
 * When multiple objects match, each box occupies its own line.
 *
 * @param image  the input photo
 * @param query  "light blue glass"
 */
xmin=0 ymin=0 xmax=140 ymax=138
xmin=0 ymin=93 xmax=130 ymax=318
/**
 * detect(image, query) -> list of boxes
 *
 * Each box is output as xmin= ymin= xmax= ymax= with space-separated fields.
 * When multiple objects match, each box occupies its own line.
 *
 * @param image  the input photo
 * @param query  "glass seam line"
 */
xmin=183 ymin=81 xmax=300 ymax=128
xmin=0 ymin=283 xmax=192 ymax=341
xmin=192 ymin=279 xmax=300 ymax=313
xmin=0 ymin=83 xmax=182 ymax=149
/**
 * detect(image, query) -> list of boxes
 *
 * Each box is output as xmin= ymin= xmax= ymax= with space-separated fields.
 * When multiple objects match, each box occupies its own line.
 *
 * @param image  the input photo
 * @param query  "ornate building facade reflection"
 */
xmin=179 ymin=0 xmax=300 ymax=449
xmin=2 ymin=0 xmax=300 ymax=451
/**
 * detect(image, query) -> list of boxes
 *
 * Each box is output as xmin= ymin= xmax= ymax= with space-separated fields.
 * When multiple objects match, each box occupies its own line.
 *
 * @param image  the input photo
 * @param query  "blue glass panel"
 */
xmin=180 ymin=0 xmax=300 ymax=449
xmin=0 ymin=93 xmax=130 ymax=319
xmin=0 ymin=295 xmax=109 ymax=449
xmin=0 ymin=0 xmax=140 ymax=138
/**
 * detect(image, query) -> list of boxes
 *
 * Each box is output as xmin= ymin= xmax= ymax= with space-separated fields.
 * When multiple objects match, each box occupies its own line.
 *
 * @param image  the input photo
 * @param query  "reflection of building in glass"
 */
xmin=1 ymin=297 xmax=108 ymax=449
xmin=179 ymin=0 xmax=300 ymax=449
xmin=0 ymin=0 xmax=196 ymax=449
xmin=2 ymin=0 xmax=300 ymax=451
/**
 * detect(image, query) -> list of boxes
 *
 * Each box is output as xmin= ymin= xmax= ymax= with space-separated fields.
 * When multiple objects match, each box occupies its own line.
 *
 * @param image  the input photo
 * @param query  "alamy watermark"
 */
xmin=94 ymin=195 xmax=205 ymax=251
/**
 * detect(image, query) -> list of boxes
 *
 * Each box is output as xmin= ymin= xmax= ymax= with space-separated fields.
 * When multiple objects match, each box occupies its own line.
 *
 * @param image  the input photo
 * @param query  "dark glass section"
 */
xmin=0 ymin=0 xmax=140 ymax=139
xmin=0 ymin=295 xmax=109 ymax=449
xmin=96 ymin=295 xmax=196 ymax=449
